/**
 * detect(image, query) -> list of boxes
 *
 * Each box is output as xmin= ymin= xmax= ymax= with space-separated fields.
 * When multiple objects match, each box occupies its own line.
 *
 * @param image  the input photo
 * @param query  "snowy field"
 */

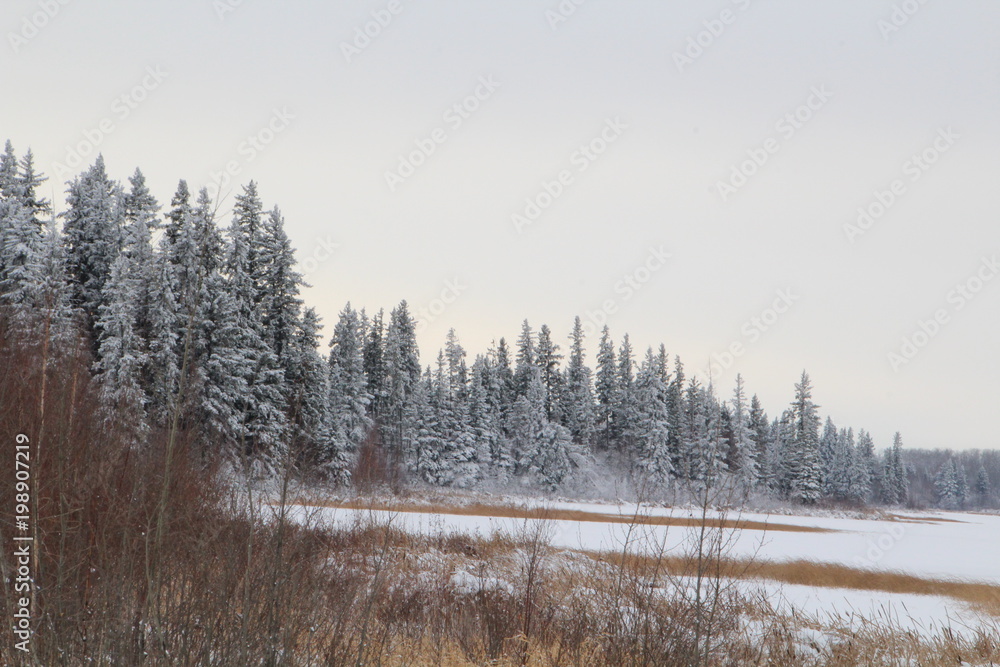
xmin=286 ymin=499 xmax=1000 ymax=634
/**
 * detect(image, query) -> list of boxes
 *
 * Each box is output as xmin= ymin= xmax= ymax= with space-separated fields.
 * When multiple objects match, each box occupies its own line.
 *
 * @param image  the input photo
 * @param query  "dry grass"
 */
xmin=885 ymin=513 xmax=968 ymax=525
xmin=295 ymin=497 xmax=838 ymax=534
xmin=586 ymin=550 xmax=1000 ymax=619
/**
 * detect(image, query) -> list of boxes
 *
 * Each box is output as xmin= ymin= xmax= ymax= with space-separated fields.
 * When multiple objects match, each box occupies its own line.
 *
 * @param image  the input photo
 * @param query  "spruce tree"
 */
xmin=788 ymin=371 xmax=822 ymax=503
xmin=287 ymin=308 xmax=336 ymax=475
xmin=513 ymin=319 xmax=535 ymax=398
xmin=363 ymin=308 xmax=387 ymax=418
xmin=935 ymin=459 xmax=959 ymax=509
xmin=260 ymin=205 xmax=304 ymax=371
xmin=594 ymin=326 xmax=617 ymax=449
xmin=851 ymin=430 xmax=876 ymax=503
xmin=328 ymin=303 xmax=372 ymax=461
xmin=62 ymin=155 xmax=124 ymax=344
xmin=748 ymin=394 xmax=769 ymax=487
xmin=818 ymin=417 xmax=838 ymax=496
xmin=976 ymin=462 xmax=991 ymax=505
xmin=224 ymin=186 xmax=288 ymax=466
xmin=614 ymin=334 xmax=635 ymax=451
xmin=627 ymin=348 xmax=672 ymax=484
xmin=95 ymin=253 xmax=149 ymax=444
xmin=383 ymin=300 xmax=421 ymax=469
xmin=535 ymin=324 xmax=563 ymax=420
xmin=560 ymin=316 xmax=595 ymax=446
xmin=729 ymin=374 xmax=756 ymax=484
xmin=145 ymin=252 xmax=181 ymax=427
xmin=164 ymin=179 xmax=191 ymax=250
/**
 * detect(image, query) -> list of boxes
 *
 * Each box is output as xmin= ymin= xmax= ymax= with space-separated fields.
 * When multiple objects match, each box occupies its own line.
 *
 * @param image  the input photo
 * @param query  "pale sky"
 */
xmin=2 ymin=0 xmax=998 ymax=451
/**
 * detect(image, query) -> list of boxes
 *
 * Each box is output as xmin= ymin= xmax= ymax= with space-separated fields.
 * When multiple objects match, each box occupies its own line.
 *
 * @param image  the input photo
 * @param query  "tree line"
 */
xmin=0 ymin=141 xmax=993 ymax=508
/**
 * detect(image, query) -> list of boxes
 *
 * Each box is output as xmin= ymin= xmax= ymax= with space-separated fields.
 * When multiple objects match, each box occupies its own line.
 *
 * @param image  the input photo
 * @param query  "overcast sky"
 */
xmin=2 ymin=0 xmax=998 ymax=451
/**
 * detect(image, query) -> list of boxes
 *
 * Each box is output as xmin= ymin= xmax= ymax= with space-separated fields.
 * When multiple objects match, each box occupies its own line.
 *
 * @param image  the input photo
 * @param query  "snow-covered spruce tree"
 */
xmin=0 ymin=145 xmax=50 ymax=315
xmin=935 ymin=458 xmax=960 ymax=509
xmin=17 ymin=149 xmax=50 ymax=229
xmin=31 ymin=219 xmax=77 ymax=341
xmin=150 ymin=185 xmax=213 ymax=428
xmin=93 ymin=169 xmax=160 ymax=442
xmin=880 ymin=432 xmax=908 ymax=505
xmin=763 ymin=411 xmax=794 ymax=497
xmin=444 ymin=328 xmax=469 ymax=399
xmin=787 ymin=371 xmax=822 ymax=504
xmin=482 ymin=340 xmax=515 ymax=476
xmin=491 ymin=337 xmax=516 ymax=421
xmin=850 ymin=429 xmax=876 ymax=503
xmin=410 ymin=369 xmax=443 ymax=485
xmin=260 ymin=205 xmax=305 ymax=377
xmin=535 ymin=323 xmax=563 ymax=421
xmin=830 ymin=428 xmax=855 ymax=500
xmin=533 ymin=419 xmax=574 ymax=491
xmin=748 ymin=394 xmax=769 ymax=488
xmin=509 ymin=366 xmax=546 ymax=477
xmin=594 ymin=325 xmax=617 ymax=449
xmin=666 ymin=356 xmax=687 ymax=472
xmin=655 ymin=344 xmax=670 ymax=385
xmin=818 ymin=417 xmax=838 ymax=496
xmin=513 ymin=319 xmax=535 ymax=398
xmin=955 ymin=458 xmax=968 ymax=509
xmin=626 ymin=348 xmax=672 ymax=485
xmin=144 ymin=252 xmax=181 ymax=428
xmin=424 ymin=346 xmax=479 ymax=487
xmin=223 ymin=183 xmax=288 ymax=467
xmin=284 ymin=308 xmax=340 ymax=479
xmin=362 ymin=308 xmax=387 ymax=419
xmin=614 ymin=334 xmax=636 ymax=453
xmin=728 ymin=373 xmax=757 ymax=486
xmin=327 ymin=303 xmax=372 ymax=466
xmin=0 ymin=141 xmax=18 ymax=201
xmin=976 ymin=461 xmax=991 ymax=505
xmin=95 ymin=253 xmax=150 ymax=444
xmin=467 ymin=355 xmax=503 ymax=479
xmin=508 ymin=366 xmax=573 ymax=490
xmin=62 ymin=155 xmax=125 ymax=345
xmin=382 ymin=300 xmax=421 ymax=472
xmin=0 ymin=199 xmax=44 ymax=311
xmin=679 ymin=378 xmax=726 ymax=484
xmin=163 ymin=179 xmax=191 ymax=251
xmin=676 ymin=375 xmax=703 ymax=480
xmin=560 ymin=316 xmax=595 ymax=447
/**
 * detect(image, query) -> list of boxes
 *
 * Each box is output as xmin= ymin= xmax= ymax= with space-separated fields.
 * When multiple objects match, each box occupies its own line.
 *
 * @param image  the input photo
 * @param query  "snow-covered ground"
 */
xmin=285 ymin=499 xmax=1000 ymax=634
